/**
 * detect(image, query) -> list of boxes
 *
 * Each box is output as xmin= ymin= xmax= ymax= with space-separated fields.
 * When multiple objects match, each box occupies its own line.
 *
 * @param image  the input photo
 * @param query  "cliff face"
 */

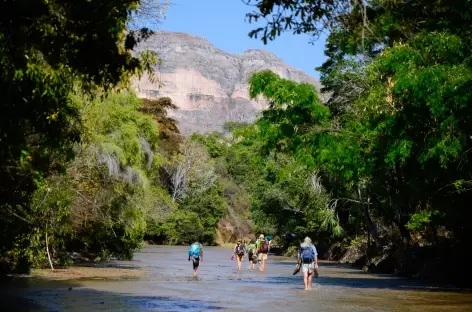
xmin=133 ymin=31 xmax=320 ymax=134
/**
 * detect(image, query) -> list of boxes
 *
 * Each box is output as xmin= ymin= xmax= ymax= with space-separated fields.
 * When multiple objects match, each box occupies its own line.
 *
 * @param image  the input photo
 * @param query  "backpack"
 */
xmin=188 ymin=243 xmax=201 ymax=258
xmin=247 ymin=243 xmax=256 ymax=252
xmin=300 ymin=246 xmax=315 ymax=263
xmin=236 ymin=243 xmax=245 ymax=255
xmin=259 ymin=240 xmax=269 ymax=253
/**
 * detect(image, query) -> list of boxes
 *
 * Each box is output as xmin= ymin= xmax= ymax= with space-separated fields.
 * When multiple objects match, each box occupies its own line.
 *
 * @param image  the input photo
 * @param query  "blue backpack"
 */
xmin=188 ymin=243 xmax=201 ymax=258
xmin=301 ymin=246 xmax=315 ymax=263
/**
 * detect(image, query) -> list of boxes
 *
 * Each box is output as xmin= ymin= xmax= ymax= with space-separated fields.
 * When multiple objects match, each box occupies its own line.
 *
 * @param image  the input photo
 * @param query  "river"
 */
xmin=2 ymin=246 xmax=472 ymax=311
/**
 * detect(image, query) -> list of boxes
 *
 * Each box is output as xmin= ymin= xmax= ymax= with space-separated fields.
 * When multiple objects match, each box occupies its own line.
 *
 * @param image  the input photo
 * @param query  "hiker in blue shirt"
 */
xmin=188 ymin=241 xmax=203 ymax=277
xmin=298 ymin=237 xmax=318 ymax=291
xmin=266 ymin=234 xmax=273 ymax=252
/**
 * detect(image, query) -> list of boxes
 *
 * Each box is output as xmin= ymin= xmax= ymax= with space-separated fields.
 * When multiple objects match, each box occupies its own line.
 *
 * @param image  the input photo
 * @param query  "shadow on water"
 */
xmin=73 ymin=262 xmax=143 ymax=270
xmin=240 ymin=274 xmax=472 ymax=293
xmin=271 ymin=260 xmax=472 ymax=292
xmin=271 ymin=260 xmax=354 ymax=268
xmin=1 ymin=278 xmax=224 ymax=312
xmin=122 ymin=295 xmax=223 ymax=311
xmin=315 ymin=261 xmax=356 ymax=268
xmin=1 ymin=294 xmax=45 ymax=312
xmin=270 ymin=262 xmax=296 ymax=267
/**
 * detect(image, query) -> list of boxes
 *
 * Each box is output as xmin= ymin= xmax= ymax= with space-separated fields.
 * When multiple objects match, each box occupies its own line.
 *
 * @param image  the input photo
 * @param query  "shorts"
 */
xmin=301 ymin=262 xmax=314 ymax=274
xmin=248 ymin=250 xmax=256 ymax=262
xmin=258 ymin=253 xmax=268 ymax=261
xmin=236 ymin=253 xmax=244 ymax=260
xmin=192 ymin=257 xmax=200 ymax=269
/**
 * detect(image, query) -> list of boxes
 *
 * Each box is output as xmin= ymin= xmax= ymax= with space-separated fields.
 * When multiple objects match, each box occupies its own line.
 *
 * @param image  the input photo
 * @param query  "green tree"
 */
xmin=24 ymin=91 xmax=175 ymax=267
xmin=244 ymin=1 xmax=472 ymax=281
xmin=0 ymin=0 xmax=164 ymax=273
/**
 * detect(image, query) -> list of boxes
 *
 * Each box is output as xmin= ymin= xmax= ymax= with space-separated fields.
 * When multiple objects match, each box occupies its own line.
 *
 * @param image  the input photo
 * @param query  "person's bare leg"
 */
xmin=193 ymin=259 xmax=198 ymax=277
xmin=237 ymin=256 xmax=242 ymax=271
xmin=260 ymin=258 xmax=265 ymax=271
xmin=307 ymin=272 xmax=313 ymax=290
xmin=303 ymin=272 xmax=308 ymax=290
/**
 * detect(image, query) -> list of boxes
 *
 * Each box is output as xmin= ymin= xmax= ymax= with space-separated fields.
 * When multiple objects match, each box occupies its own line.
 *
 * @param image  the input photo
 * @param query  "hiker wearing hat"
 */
xmin=255 ymin=234 xmax=269 ymax=271
xmin=298 ymin=237 xmax=318 ymax=290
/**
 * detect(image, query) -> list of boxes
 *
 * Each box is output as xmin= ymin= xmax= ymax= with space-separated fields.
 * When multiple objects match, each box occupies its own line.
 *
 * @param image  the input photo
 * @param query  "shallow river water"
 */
xmin=3 ymin=246 xmax=472 ymax=311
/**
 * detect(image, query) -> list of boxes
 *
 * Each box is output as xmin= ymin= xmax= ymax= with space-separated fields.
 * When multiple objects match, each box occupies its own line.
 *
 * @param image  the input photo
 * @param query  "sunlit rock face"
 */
xmin=133 ymin=31 xmax=321 ymax=134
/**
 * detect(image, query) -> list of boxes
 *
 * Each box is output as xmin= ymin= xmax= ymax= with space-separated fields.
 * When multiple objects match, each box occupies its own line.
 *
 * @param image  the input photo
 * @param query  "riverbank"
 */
xmin=31 ymin=266 xmax=144 ymax=281
xmin=319 ymin=237 xmax=472 ymax=288
xmin=3 ymin=262 xmax=145 ymax=283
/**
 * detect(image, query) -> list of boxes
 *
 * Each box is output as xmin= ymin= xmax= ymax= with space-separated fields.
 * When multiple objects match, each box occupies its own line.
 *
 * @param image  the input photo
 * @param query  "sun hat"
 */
xmin=304 ymin=237 xmax=312 ymax=243
xmin=259 ymin=234 xmax=265 ymax=239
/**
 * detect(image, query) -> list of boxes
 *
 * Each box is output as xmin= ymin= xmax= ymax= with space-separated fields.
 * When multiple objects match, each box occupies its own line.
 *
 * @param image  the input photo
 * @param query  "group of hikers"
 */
xmin=232 ymin=234 xmax=271 ymax=272
xmin=187 ymin=234 xmax=319 ymax=290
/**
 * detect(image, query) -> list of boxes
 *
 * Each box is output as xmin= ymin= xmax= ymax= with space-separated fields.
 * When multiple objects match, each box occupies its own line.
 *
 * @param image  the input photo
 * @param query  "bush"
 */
xmin=160 ymin=211 xmax=205 ymax=244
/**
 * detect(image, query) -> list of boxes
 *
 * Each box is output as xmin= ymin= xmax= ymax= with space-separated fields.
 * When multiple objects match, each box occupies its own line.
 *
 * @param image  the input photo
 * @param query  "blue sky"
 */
xmin=151 ymin=0 xmax=327 ymax=78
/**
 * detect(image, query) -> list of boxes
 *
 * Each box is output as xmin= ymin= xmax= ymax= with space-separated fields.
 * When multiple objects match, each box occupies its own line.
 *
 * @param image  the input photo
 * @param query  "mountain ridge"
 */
xmin=133 ymin=30 xmax=320 ymax=134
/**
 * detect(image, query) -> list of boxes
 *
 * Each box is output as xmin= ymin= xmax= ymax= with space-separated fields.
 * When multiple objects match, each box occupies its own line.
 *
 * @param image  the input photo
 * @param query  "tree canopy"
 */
xmin=243 ymin=0 xmax=472 ymax=283
xmin=0 ymin=0 xmax=163 ymax=272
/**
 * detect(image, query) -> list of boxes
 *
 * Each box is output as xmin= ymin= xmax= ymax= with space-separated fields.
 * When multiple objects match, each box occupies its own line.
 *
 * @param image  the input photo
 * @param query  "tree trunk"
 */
xmin=46 ymin=232 xmax=54 ymax=270
xmin=398 ymin=216 xmax=411 ymax=247
xmin=394 ymin=162 xmax=411 ymax=247
xmin=357 ymin=187 xmax=381 ymax=249
xmin=430 ymin=223 xmax=439 ymax=246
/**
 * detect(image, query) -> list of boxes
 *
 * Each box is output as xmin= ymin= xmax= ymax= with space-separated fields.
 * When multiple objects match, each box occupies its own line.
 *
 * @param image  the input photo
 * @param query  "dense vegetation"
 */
xmin=0 ymin=0 xmax=236 ymax=273
xmin=0 ymin=0 xmax=157 ymax=273
xmin=241 ymin=0 xmax=472 ymax=284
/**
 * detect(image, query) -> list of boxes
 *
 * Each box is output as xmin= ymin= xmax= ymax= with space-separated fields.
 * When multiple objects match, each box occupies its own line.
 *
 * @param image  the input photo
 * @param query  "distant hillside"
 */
xmin=133 ymin=31 xmax=321 ymax=134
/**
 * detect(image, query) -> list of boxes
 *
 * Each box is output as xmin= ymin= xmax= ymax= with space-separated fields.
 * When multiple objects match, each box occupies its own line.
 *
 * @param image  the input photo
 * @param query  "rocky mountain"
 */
xmin=133 ymin=31 xmax=321 ymax=134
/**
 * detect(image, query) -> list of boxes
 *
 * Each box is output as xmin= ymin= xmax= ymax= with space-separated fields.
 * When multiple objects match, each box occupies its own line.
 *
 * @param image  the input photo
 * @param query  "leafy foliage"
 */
xmin=194 ymin=121 xmax=344 ymax=246
xmin=19 ymin=91 xmax=176 ymax=267
xmin=244 ymin=0 xmax=472 ymax=283
xmin=0 ymin=0 xmax=165 ymax=272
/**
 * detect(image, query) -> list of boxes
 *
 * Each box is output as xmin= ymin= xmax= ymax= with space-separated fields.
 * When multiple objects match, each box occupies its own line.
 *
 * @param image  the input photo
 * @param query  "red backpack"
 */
xmin=260 ymin=239 xmax=269 ymax=253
